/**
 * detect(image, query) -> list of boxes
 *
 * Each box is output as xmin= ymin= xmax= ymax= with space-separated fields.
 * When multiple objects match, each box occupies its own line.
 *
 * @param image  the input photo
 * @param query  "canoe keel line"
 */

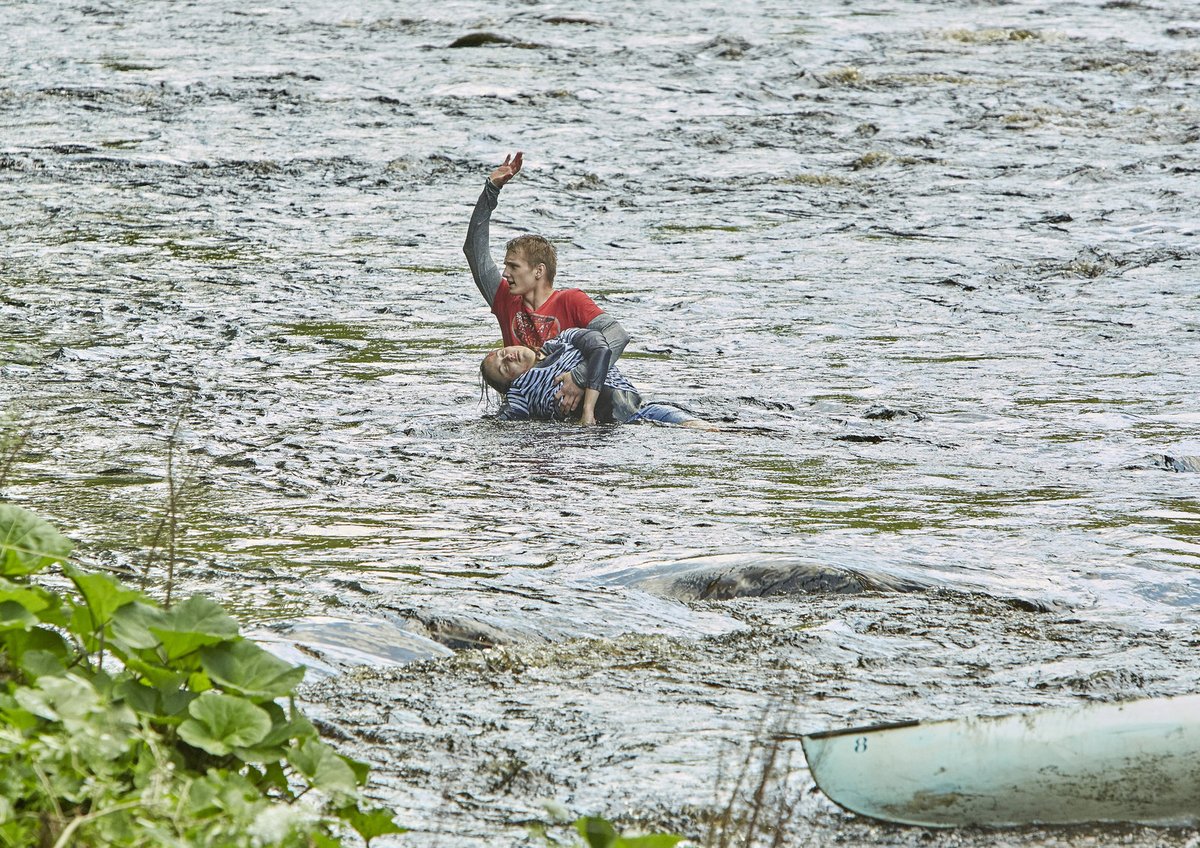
xmin=800 ymin=693 xmax=1200 ymax=827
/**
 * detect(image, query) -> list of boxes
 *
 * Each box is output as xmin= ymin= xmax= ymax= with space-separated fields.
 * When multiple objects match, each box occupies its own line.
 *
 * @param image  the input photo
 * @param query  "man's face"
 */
xmin=503 ymin=250 xmax=542 ymax=298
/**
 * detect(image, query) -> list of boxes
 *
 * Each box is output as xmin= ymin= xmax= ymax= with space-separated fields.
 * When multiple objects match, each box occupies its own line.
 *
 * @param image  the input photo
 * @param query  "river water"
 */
xmin=2 ymin=0 xmax=1199 ymax=844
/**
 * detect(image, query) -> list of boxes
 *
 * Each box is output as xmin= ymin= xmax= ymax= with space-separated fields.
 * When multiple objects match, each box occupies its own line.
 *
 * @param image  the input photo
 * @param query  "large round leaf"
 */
xmin=110 ymin=601 xmax=169 ymax=652
xmin=5 ymin=626 xmax=70 ymax=678
xmin=0 ymin=577 xmax=56 ymax=615
xmin=286 ymin=738 xmax=359 ymax=797
xmin=65 ymin=566 xmax=144 ymax=628
xmin=0 ymin=505 xmax=72 ymax=576
xmin=200 ymin=638 xmax=305 ymax=700
xmin=0 ymin=600 xmax=36 ymax=632
xmin=178 ymin=691 xmax=271 ymax=756
xmin=150 ymin=594 xmax=240 ymax=660
xmin=340 ymin=805 xmax=408 ymax=844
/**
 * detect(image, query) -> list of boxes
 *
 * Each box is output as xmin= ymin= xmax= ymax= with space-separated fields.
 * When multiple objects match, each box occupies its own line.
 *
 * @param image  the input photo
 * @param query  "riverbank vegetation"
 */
xmin=0 ymin=501 xmax=404 ymax=846
xmin=0 ymin=497 xmax=689 ymax=847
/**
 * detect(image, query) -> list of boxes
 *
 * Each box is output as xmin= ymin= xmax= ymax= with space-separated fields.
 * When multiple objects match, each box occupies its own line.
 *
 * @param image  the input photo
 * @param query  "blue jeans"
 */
xmin=627 ymin=403 xmax=697 ymax=426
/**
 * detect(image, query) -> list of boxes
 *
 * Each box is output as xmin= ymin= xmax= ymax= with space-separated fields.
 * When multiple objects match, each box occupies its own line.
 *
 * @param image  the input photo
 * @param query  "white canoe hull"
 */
xmin=801 ymin=693 xmax=1200 ymax=827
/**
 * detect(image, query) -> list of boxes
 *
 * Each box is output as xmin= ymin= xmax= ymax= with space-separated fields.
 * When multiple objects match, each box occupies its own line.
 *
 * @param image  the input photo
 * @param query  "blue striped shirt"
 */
xmin=499 ymin=329 xmax=639 ymax=422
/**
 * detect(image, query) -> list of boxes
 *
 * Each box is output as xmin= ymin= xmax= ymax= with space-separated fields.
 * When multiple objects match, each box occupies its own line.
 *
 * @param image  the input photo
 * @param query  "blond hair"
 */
xmin=505 ymin=235 xmax=557 ymax=282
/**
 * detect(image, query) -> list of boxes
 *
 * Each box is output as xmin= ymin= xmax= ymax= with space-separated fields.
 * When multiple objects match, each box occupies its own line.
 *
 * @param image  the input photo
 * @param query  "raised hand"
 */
xmin=489 ymin=151 xmax=524 ymax=188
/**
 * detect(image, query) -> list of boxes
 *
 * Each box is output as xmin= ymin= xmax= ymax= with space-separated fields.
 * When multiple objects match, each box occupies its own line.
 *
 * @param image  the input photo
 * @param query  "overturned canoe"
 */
xmin=801 ymin=693 xmax=1200 ymax=827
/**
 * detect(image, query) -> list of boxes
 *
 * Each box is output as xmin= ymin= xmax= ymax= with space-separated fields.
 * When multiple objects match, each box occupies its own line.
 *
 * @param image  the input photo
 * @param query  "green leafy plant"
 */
xmin=0 ymin=502 xmax=405 ymax=847
xmin=530 ymin=811 xmax=683 ymax=848
xmin=575 ymin=817 xmax=683 ymax=848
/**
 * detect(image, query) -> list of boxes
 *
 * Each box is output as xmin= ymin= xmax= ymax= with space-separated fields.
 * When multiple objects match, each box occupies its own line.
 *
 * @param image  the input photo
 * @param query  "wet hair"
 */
xmin=478 ymin=368 xmax=502 ymax=410
xmin=479 ymin=352 xmax=511 ymax=395
xmin=505 ymin=234 xmax=557 ymax=282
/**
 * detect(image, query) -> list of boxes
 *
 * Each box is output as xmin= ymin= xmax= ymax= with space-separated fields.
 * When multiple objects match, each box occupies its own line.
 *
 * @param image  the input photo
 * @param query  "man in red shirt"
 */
xmin=464 ymin=152 xmax=629 ymax=411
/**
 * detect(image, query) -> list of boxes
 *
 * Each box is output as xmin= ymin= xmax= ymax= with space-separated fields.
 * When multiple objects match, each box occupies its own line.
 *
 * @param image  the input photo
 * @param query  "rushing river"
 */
xmin=2 ymin=0 xmax=1199 ymax=844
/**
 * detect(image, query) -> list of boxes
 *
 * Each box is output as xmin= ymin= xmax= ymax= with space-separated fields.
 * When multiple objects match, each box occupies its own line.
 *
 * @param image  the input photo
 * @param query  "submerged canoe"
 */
xmin=801 ymin=693 xmax=1200 ymax=827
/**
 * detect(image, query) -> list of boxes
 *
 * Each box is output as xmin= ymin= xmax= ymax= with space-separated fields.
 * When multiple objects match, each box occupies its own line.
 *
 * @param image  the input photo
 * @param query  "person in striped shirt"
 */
xmin=480 ymin=328 xmax=711 ymax=429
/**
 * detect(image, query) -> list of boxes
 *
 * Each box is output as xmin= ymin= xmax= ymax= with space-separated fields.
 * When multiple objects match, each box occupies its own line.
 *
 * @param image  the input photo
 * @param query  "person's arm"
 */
xmin=559 ymin=312 xmax=630 ymax=412
xmin=563 ymin=329 xmax=613 ymax=399
xmin=463 ymin=181 xmax=502 ymax=307
xmin=463 ymin=152 xmax=523 ymax=308
xmin=579 ymin=387 xmax=602 ymax=426
xmin=585 ymin=312 xmax=630 ymax=361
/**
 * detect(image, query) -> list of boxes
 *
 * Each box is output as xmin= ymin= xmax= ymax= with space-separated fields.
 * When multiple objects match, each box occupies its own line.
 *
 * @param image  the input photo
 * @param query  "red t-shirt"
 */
xmin=491 ymin=283 xmax=603 ymax=348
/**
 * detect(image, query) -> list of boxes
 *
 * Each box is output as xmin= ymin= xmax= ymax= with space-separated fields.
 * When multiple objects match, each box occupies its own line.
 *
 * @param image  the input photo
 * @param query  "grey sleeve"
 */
xmin=564 ymin=330 xmax=614 ymax=390
xmin=568 ymin=312 xmax=630 ymax=386
xmin=463 ymin=179 xmax=503 ymax=307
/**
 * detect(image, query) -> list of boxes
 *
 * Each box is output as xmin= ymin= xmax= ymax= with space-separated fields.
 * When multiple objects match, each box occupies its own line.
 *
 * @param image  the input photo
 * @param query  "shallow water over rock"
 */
xmin=2 ymin=0 xmax=1199 ymax=844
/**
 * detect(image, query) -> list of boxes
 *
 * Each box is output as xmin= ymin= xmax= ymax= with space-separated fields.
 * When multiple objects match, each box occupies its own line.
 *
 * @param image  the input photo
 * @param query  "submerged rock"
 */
xmin=834 ymin=433 xmax=886 ymax=443
xmin=402 ymin=612 xmax=546 ymax=651
xmin=358 ymin=573 xmax=744 ymax=654
xmin=542 ymin=14 xmax=606 ymax=26
xmin=863 ymin=405 xmax=926 ymax=422
xmin=1157 ymin=454 xmax=1200 ymax=473
xmin=605 ymin=555 xmax=927 ymax=602
xmin=251 ymin=616 xmax=453 ymax=677
xmin=448 ymin=32 xmax=516 ymax=48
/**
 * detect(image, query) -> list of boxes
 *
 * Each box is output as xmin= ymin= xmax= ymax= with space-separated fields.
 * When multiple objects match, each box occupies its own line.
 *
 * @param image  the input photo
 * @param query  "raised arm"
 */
xmin=463 ymin=152 xmax=523 ymax=307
